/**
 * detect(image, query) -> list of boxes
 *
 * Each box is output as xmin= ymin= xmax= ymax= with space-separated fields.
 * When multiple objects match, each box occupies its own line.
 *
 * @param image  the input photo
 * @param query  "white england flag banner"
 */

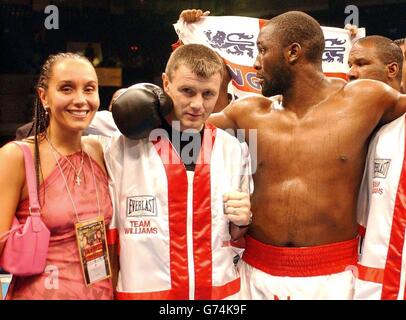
xmin=174 ymin=16 xmax=365 ymax=97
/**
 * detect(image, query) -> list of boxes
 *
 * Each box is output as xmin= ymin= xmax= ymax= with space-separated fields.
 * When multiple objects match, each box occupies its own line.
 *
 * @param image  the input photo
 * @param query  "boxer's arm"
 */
xmin=179 ymin=9 xmax=210 ymax=23
xmin=172 ymin=10 xmax=210 ymax=50
xmin=380 ymin=87 xmax=406 ymax=124
xmin=229 ymin=223 xmax=249 ymax=241
xmin=209 ymin=94 xmax=270 ymax=130
xmin=344 ymin=24 xmax=359 ymax=39
xmin=347 ymin=80 xmax=406 ymax=125
xmin=208 ymin=98 xmax=245 ymax=130
xmin=208 ymin=110 xmax=237 ymax=130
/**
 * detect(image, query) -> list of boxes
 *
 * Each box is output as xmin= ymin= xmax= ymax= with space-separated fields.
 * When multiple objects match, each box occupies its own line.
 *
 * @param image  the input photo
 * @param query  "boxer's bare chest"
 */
xmin=241 ymin=100 xmax=373 ymax=245
xmin=239 ymin=99 xmax=376 ymax=175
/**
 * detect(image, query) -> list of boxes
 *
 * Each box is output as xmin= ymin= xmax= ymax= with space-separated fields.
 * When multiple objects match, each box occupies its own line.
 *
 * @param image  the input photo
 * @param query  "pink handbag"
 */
xmin=0 ymin=142 xmax=50 ymax=276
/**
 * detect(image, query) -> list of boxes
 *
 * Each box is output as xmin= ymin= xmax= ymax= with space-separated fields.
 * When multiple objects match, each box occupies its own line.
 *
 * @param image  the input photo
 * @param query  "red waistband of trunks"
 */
xmin=242 ymin=235 xmax=359 ymax=277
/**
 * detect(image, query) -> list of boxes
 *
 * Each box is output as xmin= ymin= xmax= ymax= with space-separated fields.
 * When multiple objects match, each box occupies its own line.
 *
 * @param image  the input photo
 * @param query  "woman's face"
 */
xmin=38 ymin=58 xmax=100 ymax=133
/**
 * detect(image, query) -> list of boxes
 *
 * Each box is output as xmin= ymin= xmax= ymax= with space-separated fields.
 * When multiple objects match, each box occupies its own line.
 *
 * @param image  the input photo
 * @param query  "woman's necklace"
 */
xmin=45 ymin=134 xmax=107 ymax=286
xmin=46 ymin=136 xmax=101 ymax=221
xmin=45 ymin=134 xmax=84 ymax=186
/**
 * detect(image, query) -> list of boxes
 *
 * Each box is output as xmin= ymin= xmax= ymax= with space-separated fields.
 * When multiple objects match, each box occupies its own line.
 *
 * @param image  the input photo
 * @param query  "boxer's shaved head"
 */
xmin=255 ymin=11 xmax=325 ymax=96
xmin=356 ymin=36 xmax=403 ymax=81
xmin=265 ymin=11 xmax=325 ymax=64
xmin=394 ymin=37 xmax=405 ymax=49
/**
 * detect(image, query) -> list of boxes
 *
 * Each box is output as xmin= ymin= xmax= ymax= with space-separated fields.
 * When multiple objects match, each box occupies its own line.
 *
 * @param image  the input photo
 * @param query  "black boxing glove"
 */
xmin=112 ymin=83 xmax=173 ymax=139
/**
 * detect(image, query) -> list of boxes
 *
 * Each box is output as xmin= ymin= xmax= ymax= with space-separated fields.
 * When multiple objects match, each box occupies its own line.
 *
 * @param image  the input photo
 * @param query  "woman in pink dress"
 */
xmin=0 ymin=53 xmax=113 ymax=299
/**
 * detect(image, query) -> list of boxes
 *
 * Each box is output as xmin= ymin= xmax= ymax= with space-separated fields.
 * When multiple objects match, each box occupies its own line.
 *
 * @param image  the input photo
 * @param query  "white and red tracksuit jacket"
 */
xmin=356 ymin=114 xmax=406 ymax=300
xmin=105 ymin=124 xmax=252 ymax=300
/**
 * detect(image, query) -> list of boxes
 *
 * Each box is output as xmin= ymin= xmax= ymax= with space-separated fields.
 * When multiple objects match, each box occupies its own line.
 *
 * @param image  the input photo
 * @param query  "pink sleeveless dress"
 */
xmin=6 ymin=152 xmax=114 ymax=300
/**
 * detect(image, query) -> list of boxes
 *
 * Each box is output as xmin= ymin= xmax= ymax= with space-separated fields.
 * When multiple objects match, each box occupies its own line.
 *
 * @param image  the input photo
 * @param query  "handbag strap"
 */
xmin=12 ymin=141 xmax=40 ymax=215
xmin=0 ymin=142 xmax=42 ymax=243
xmin=0 ymin=220 xmax=23 ymax=242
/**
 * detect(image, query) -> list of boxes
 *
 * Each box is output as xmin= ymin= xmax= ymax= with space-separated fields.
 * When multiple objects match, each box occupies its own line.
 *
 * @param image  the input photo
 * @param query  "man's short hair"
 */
xmin=357 ymin=35 xmax=404 ymax=81
xmin=394 ymin=37 xmax=405 ymax=46
xmin=165 ymin=44 xmax=224 ymax=80
xmin=266 ymin=11 xmax=325 ymax=64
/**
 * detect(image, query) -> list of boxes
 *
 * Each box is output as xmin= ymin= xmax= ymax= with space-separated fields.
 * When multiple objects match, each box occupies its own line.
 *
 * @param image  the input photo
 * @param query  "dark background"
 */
xmin=0 ymin=0 xmax=405 ymax=146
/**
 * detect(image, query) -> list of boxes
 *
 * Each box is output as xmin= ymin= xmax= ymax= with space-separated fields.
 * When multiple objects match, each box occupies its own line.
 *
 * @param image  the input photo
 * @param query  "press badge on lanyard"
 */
xmin=75 ymin=216 xmax=111 ymax=286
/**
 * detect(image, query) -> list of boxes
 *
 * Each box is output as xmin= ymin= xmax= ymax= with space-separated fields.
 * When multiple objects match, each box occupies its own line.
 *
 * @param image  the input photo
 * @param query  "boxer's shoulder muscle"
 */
xmin=343 ymin=79 xmax=400 ymax=120
xmin=228 ymin=94 xmax=273 ymax=116
xmin=344 ymin=79 xmax=393 ymax=102
xmin=330 ymin=77 xmax=347 ymax=87
xmin=234 ymin=94 xmax=272 ymax=107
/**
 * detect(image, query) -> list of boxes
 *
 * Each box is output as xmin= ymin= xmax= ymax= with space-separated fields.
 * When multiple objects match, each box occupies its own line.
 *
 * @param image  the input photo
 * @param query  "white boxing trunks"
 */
xmin=240 ymin=235 xmax=359 ymax=300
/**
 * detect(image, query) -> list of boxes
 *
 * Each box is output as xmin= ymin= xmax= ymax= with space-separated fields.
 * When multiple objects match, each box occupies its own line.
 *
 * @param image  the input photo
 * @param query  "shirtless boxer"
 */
xmin=207 ymin=12 xmax=406 ymax=299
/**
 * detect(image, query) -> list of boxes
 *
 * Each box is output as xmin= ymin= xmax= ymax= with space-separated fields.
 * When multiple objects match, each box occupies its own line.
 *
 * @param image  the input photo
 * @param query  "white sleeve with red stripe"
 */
xmin=104 ymin=132 xmax=123 ymax=246
xmin=356 ymin=140 xmax=373 ymax=230
xmin=355 ymin=115 xmax=406 ymax=300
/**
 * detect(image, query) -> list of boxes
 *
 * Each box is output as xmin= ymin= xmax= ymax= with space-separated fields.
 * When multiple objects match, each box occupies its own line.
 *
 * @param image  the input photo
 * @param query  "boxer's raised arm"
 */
xmin=346 ymin=80 xmax=406 ymax=126
xmin=179 ymin=9 xmax=210 ymax=23
xmin=208 ymin=95 xmax=273 ymax=130
xmin=380 ymin=86 xmax=406 ymax=124
xmin=385 ymin=92 xmax=406 ymax=122
xmin=208 ymin=108 xmax=238 ymax=131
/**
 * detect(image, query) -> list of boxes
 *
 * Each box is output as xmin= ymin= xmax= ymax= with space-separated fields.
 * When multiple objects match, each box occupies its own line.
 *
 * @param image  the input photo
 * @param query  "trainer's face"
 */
xmin=348 ymin=42 xmax=388 ymax=82
xmin=38 ymin=58 xmax=99 ymax=133
xmin=162 ymin=65 xmax=221 ymax=131
xmin=254 ymin=26 xmax=293 ymax=97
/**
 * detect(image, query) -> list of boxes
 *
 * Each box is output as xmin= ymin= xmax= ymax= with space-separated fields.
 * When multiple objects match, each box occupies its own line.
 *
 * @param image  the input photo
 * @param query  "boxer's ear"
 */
xmin=162 ymin=72 xmax=170 ymax=94
xmin=386 ymin=62 xmax=399 ymax=80
xmin=285 ymin=43 xmax=302 ymax=64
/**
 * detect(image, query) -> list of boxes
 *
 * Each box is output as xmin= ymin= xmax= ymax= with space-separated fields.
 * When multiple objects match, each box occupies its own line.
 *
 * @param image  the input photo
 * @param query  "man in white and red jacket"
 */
xmin=352 ymin=35 xmax=406 ymax=300
xmin=105 ymin=44 xmax=252 ymax=300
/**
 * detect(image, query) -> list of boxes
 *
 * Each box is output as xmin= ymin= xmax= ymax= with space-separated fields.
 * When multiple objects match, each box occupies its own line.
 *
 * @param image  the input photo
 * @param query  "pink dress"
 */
xmin=6 ymin=152 xmax=114 ymax=300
